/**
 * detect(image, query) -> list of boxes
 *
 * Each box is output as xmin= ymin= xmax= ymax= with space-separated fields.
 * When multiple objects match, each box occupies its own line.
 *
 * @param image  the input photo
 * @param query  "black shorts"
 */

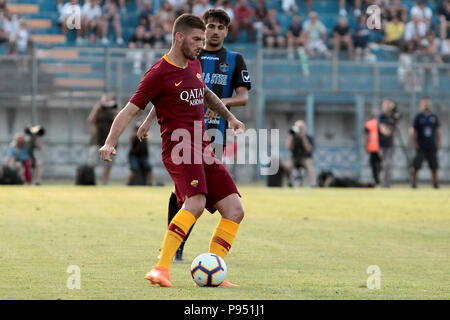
xmin=412 ymin=149 xmax=439 ymax=171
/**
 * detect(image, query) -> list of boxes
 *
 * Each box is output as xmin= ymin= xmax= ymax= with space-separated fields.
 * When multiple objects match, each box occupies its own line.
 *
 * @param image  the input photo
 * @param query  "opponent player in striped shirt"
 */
xmin=99 ymin=14 xmax=245 ymax=287
xmin=138 ymin=9 xmax=251 ymax=263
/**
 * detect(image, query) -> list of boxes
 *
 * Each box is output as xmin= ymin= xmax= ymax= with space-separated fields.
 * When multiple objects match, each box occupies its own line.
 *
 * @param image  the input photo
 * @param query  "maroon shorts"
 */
xmin=162 ymin=145 xmax=240 ymax=213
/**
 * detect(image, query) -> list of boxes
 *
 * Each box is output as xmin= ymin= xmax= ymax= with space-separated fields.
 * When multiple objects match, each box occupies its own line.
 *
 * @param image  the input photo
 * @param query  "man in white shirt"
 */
xmin=81 ymin=0 xmax=103 ymax=42
xmin=192 ymin=0 xmax=212 ymax=17
xmin=59 ymin=0 xmax=82 ymax=43
xmin=302 ymin=11 xmax=331 ymax=58
xmin=404 ymin=13 xmax=427 ymax=45
xmin=410 ymin=0 xmax=432 ymax=27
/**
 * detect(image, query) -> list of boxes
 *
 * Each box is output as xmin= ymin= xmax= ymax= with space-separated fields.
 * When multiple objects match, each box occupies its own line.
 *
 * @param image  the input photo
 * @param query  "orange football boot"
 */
xmin=219 ymin=280 xmax=240 ymax=287
xmin=145 ymin=266 xmax=172 ymax=287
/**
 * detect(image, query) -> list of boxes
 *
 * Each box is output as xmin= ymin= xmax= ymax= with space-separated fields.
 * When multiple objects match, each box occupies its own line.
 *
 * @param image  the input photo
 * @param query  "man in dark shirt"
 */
xmin=438 ymin=0 xmax=450 ymax=41
xmin=378 ymin=98 xmax=396 ymax=188
xmin=87 ymin=94 xmax=118 ymax=185
xmin=287 ymin=15 xmax=304 ymax=58
xmin=284 ymin=120 xmax=315 ymax=187
xmin=332 ymin=16 xmax=354 ymax=59
xmin=127 ymin=119 xmax=152 ymax=185
xmin=410 ymin=97 xmax=441 ymax=188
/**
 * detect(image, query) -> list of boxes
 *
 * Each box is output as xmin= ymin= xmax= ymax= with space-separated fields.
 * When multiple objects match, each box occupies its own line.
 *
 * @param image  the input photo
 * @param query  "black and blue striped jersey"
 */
xmin=198 ymin=47 xmax=251 ymax=149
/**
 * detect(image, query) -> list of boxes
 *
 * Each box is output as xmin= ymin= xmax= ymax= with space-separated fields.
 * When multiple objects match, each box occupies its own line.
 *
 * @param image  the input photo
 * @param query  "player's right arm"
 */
xmin=99 ymin=102 xmax=141 ymax=162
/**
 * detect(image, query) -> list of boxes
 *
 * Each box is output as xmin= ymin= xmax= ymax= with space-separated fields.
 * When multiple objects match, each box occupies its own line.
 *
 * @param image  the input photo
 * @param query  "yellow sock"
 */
xmin=157 ymin=208 xmax=196 ymax=269
xmin=208 ymin=218 xmax=240 ymax=259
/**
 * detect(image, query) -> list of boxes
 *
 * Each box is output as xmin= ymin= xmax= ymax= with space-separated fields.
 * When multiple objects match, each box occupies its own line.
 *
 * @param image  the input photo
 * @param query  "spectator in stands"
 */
xmin=332 ymin=16 xmax=354 ymax=59
xmin=287 ymin=15 xmax=304 ymax=59
xmin=167 ymin=0 xmax=185 ymax=11
xmin=438 ymin=0 xmax=450 ymax=41
xmin=59 ymin=0 xmax=83 ymax=44
xmin=5 ymin=133 xmax=33 ymax=185
xmin=338 ymin=0 xmax=374 ymax=17
xmin=404 ymin=13 xmax=427 ymax=48
xmin=410 ymin=0 xmax=432 ymax=29
xmin=385 ymin=0 xmax=407 ymax=23
xmin=87 ymin=93 xmax=119 ymax=185
xmin=175 ymin=1 xmax=192 ymax=18
xmin=418 ymin=30 xmax=442 ymax=89
xmin=16 ymin=21 xmax=30 ymax=71
xmin=398 ymin=41 xmax=421 ymax=92
xmin=302 ymin=11 xmax=331 ymax=59
xmin=263 ymin=9 xmax=285 ymax=52
xmin=253 ymin=0 xmax=268 ymax=44
xmin=353 ymin=14 xmax=372 ymax=61
xmin=139 ymin=0 xmax=154 ymax=23
xmin=215 ymin=0 xmax=237 ymax=42
xmin=149 ymin=24 xmax=167 ymax=48
xmin=283 ymin=120 xmax=316 ymax=187
xmin=101 ymin=0 xmax=124 ymax=45
xmin=128 ymin=24 xmax=152 ymax=74
xmin=192 ymin=0 xmax=212 ymax=17
xmin=0 ymin=0 xmax=5 ymax=14
xmin=81 ymin=0 xmax=103 ymax=43
xmin=155 ymin=1 xmax=175 ymax=43
xmin=232 ymin=0 xmax=255 ymax=42
xmin=384 ymin=15 xmax=404 ymax=47
xmin=282 ymin=0 xmax=299 ymax=15
xmin=137 ymin=14 xmax=152 ymax=39
xmin=419 ymin=30 xmax=442 ymax=64
xmin=127 ymin=119 xmax=153 ymax=186
xmin=305 ymin=0 xmax=313 ymax=13
xmin=0 ymin=9 xmax=7 ymax=46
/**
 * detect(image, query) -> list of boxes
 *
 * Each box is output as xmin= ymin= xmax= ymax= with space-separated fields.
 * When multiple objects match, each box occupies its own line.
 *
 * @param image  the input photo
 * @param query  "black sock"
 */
xmin=168 ymin=192 xmax=195 ymax=253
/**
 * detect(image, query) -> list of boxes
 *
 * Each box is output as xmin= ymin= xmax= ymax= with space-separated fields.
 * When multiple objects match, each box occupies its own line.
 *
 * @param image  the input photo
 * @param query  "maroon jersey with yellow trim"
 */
xmin=130 ymin=55 xmax=207 ymax=157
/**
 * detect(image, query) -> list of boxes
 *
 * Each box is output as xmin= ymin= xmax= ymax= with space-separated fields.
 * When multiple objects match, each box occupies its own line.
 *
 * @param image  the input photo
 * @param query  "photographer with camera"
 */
xmin=378 ymin=98 xmax=400 ymax=188
xmin=87 ymin=93 xmax=119 ymax=185
xmin=4 ymin=133 xmax=32 ymax=184
xmin=25 ymin=125 xmax=44 ymax=185
xmin=410 ymin=97 xmax=441 ymax=189
xmin=3 ymin=127 xmax=44 ymax=185
xmin=283 ymin=120 xmax=316 ymax=187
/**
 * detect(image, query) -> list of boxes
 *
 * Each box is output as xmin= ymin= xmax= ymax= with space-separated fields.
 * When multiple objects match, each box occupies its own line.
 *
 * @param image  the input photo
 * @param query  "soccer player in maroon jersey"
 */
xmin=99 ymin=14 xmax=245 ymax=287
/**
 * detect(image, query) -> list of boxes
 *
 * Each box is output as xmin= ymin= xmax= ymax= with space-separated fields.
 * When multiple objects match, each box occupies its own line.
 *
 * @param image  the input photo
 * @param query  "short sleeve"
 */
xmin=308 ymin=136 xmax=314 ymax=148
xmin=434 ymin=115 xmax=440 ymax=127
xmin=129 ymin=68 xmax=162 ymax=110
xmin=231 ymin=53 xmax=251 ymax=91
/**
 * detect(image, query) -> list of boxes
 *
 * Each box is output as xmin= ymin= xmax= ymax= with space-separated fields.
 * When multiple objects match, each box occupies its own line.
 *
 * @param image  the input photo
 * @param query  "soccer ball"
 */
xmin=190 ymin=253 xmax=227 ymax=287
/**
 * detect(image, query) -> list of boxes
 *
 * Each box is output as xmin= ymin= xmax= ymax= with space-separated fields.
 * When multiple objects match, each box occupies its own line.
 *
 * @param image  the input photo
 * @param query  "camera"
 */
xmin=101 ymin=100 xmax=118 ymax=109
xmin=388 ymin=104 xmax=402 ymax=124
xmin=289 ymin=125 xmax=301 ymax=135
xmin=25 ymin=125 xmax=45 ymax=136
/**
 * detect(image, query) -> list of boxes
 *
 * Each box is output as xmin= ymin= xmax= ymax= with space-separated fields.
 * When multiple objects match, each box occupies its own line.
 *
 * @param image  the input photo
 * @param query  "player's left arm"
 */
xmin=436 ymin=127 xmax=441 ymax=149
xmin=204 ymin=87 xmax=245 ymax=134
xmin=221 ymin=86 xmax=249 ymax=107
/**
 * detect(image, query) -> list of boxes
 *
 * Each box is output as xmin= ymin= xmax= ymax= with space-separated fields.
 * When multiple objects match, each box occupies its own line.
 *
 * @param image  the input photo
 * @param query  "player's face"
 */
xmin=181 ymin=28 xmax=205 ymax=60
xmin=205 ymin=19 xmax=228 ymax=48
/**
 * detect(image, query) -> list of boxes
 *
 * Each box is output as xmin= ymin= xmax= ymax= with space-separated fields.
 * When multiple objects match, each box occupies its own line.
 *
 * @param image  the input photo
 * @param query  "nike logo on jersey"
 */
xmin=175 ymin=81 xmax=182 ymax=87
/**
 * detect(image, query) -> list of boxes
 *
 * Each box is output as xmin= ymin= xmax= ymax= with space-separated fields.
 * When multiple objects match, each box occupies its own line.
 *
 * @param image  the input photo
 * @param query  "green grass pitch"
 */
xmin=0 ymin=185 xmax=448 ymax=299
